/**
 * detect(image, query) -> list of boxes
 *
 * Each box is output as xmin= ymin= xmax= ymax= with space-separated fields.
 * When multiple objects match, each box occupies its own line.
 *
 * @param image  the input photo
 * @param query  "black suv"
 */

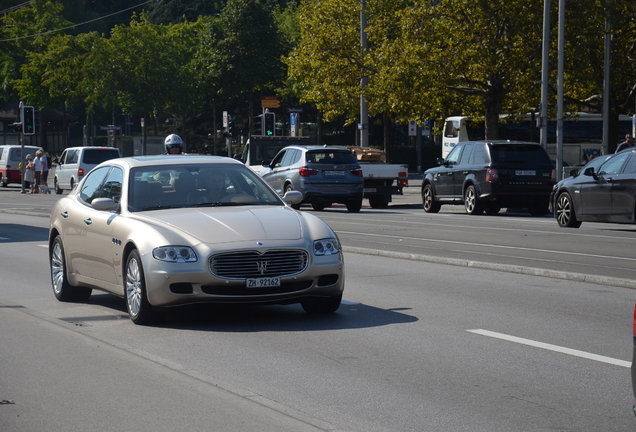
xmin=422 ymin=141 xmax=556 ymax=215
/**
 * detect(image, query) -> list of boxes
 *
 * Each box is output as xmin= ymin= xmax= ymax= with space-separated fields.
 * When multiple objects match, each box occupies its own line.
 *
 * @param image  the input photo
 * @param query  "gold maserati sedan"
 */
xmin=48 ymin=155 xmax=344 ymax=325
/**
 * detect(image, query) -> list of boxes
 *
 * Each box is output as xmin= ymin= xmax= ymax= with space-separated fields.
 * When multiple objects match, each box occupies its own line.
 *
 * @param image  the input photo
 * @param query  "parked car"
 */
xmin=54 ymin=146 xmax=121 ymax=194
xmin=551 ymin=149 xmax=636 ymax=228
xmin=422 ymin=140 xmax=556 ymax=215
xmin=48 ymin=155 xmax=344 ymax=324
xmin=259 ymin=145 xmax=364 ymax=212
xmin=0 ymin=144 xmax=43 ymax=187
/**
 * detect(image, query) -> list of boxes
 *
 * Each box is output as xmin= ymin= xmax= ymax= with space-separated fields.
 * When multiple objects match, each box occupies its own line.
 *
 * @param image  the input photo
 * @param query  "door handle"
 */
xmin=61 ymin=211 xmax=68 ymax=218
xmin=83 ymin=219 xmax=92 ymax=225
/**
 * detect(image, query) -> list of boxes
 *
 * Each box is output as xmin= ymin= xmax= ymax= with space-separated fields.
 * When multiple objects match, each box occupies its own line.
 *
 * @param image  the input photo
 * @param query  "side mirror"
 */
xmin=92 ymin=198 xmax=119 ymax=212
xmin=283 ymin=190 xmax=303 ymax=205
xmin=583 ymin=167 xmax=599 ymax=180
xmin=569 ymin=169 xmax=579 ymax=177
xmin=437 ymin=158 xmax=445 ymax=166
xmin=262 ymin=160 xmax=272 ymax=167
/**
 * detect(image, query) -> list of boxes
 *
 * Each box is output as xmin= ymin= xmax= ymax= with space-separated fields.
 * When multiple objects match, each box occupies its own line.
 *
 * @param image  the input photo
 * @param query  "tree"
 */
xmin=0 ymin=0 xmax=71 ymax=102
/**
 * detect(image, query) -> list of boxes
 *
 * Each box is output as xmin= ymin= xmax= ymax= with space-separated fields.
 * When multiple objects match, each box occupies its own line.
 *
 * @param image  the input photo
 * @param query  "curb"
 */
xmin=342 ymin=246 xmax=636 ymax=290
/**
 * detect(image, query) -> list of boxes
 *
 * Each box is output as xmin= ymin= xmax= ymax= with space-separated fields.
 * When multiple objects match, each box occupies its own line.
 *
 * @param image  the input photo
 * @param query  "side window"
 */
xmin=444 ymin=121 xmax=459 ymax=138
xmin=622 ymin=153 xmax=636 ymax=174
xmin=59 ymin=150 xmax=67 ymax=164
xmin=68 ymin=150 xmax=78 ymax=164
xmin=78 ymin=166 xmax=110 ymax=205
xmin=99 ymin=167 xmax=124 ymax=203
xmin=445 ymin=145 xmax=463 ymax=165
xmin=458 ymin=144 xmax=474 ymax=165
xmin=289 ymin=149 xmax=302 ymax=165
xmin=280 ymin=149 xmax=296 ymax=167
xmin=271 ymin=150 xmax=286 ymax=168
xmin=597 ymin=152 xmax=630 ymax=176
xmin=472 ymin=144 xmax=488 ymax=165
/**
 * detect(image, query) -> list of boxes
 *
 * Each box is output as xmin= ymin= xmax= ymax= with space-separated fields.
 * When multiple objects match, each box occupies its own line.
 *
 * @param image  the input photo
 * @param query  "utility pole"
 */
xmin=539 ymin=0 xmax=551 ymax=150
xmin=359 ymin=0 xmax=369 ymax=147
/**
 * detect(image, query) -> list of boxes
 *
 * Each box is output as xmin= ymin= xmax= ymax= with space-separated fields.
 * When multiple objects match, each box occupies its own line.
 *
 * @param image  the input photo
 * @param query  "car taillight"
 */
xmin=351 ymin=168 xmax=363 ymax=177
xmin=299 ymin=166 xmax=319 ymax=177
xmin=551 ymin=169 xmax=556 ymax=182
xmin=78 ymin=168 xmax=85 ymax=177
xmin=486 ymin=169 xmax=498 ymax=181
xmin=398 ymin=171 xmax=408 ymax=186
xmin=6 ymin=164 xmax=11 ymax=169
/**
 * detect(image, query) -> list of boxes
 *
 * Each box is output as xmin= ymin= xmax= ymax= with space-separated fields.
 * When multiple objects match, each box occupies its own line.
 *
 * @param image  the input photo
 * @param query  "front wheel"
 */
xmin=346 ymin=200 xmax=362 ymax=213
xmin=422 ymin=184 xmax=441 ymax=213
xmin=301 ymin=294 xmax=342 ymax=314
xmin=312 ymin=202 xmax=326 ymax=211
xmin=464 ymin=185 xmax=483 ymax=215
xmin=125 ymin=250 xmax=165 ymax=325
xmin=50 ymin=236 xmax=92 ymax=302
xmin=54 ymin=178 xmax=63 ymax=194
xmin=555 ymin=192 xmax=582 ymax=228
xmin=369 ymin=196 xmax=389 ymax=209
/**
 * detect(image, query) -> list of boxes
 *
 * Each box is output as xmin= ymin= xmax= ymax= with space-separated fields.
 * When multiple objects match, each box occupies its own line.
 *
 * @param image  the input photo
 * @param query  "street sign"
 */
xmin=290 ymin=113 xmax=297 ymax=137
xmin=408 ymin=120 xmax=417 ymax=136
xmin=223 ymin=111 xmax=228 ymax=128
xmin=261 ymin=96 xmax=281 ymax=109
xmin=100 ymin=126 xmax=121 ymax=131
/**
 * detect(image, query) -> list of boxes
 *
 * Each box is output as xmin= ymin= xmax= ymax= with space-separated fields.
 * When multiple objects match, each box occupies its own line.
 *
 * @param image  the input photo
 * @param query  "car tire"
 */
xmin=464 ymin=185 xmax=483 ymax=215
xmin=485 ymin=205 xmax=501 ymax=214
xmin=312 ymin=202 xmax=326 ymax=211
xmin=285 ymin=183 xmax=301 ymax=210
xmin=555 ymin=192 xmax=582 ymax=228
xmin=422 ymin=184 xmax=441 ymax=213
xmin=50 ymin=236 xmax=92 ymax=302
xmin=301 ymin=294 xmax=342 ymax=314
xmin=54 ymin=177 xmax=63 ymax=195
xmin=125 ymin=249 xmax=165 ymax=325
xmin=529 ymin=203 xmax=548 ymax=216
xmin=369 ymin=196 xmax=389 ymax=209
xmin=1 ymin=175 xmax=6 ymax=188
xmin=346 ymin=200 xmax=362 ymax=213
xmin=69 ymin=178 xmax=75 ymax=190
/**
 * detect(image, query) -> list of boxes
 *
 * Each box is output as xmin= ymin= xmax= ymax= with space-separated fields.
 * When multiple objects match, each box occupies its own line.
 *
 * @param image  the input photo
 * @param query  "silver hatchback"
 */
xmin=260 ymin=145 xmax=364 ymax=212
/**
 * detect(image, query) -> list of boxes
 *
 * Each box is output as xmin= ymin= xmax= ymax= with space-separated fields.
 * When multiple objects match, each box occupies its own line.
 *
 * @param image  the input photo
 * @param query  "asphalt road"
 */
xmin=0 ymin=211 xmax=633 ymax=431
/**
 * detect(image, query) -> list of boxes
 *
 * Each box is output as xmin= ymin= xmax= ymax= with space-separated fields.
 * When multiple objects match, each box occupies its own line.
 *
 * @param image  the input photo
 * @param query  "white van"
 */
xmin=0 ymin=145 xmax=44 ymax=187
xmin=54 ymin=146 xmax=121 ymax=194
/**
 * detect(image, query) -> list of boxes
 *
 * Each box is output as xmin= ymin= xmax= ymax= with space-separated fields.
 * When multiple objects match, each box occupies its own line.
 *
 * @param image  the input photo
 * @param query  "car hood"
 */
xmin=134 ymin=206 xmax=303 ymax=244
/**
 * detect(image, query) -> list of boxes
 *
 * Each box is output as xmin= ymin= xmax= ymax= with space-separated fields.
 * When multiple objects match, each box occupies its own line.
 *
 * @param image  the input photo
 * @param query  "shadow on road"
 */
xmin=0 ymin=223 xmax=49 ymax=242
xmin=75 ymin=293 xmax=418 ymax=332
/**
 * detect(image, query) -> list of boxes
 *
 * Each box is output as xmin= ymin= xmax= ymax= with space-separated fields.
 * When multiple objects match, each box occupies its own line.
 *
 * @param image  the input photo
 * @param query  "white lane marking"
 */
xmin=337 ymin=230 xmax=636 ymax=263
xmin=468 ymin=329 xmax=631 ymax=368
xmin=38 ymin=244 xmax=48 ymax=248
xmin=341 ymin=300 xmax=360 ymax=305
xmin=0 ymin=237 xmax=9 ymax=240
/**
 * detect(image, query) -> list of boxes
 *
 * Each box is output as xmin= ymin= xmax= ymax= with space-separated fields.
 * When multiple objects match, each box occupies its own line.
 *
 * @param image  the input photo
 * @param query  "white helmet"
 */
xmin=164 ymin=134 xmax=183 ymax=153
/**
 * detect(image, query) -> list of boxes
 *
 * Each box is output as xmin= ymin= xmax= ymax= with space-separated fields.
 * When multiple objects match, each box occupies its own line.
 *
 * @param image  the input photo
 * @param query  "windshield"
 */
xmin=128 ymin=163 xmax=283 ymax=212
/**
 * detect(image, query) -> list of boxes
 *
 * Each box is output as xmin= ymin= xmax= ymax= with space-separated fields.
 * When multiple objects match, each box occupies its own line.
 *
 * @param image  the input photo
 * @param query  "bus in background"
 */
xmin=441 ymin=113 xmax=635 ymax=165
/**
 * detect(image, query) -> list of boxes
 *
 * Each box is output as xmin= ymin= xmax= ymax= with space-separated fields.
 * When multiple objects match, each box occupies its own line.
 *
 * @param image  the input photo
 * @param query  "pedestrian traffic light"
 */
xmin=264 ymin=112 xmax=275 ymax=136
xmin=22 ymin=106 xmax=35 ymax=135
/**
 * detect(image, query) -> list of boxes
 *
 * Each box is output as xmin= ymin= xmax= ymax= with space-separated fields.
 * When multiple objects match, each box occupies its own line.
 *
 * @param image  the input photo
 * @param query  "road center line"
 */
xmin=468 ymin=329 xmax=631 ymax=368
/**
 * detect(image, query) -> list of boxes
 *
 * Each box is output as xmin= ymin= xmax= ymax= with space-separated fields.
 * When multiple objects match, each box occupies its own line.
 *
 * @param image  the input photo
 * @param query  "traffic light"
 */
xmin=22 ymin=106 xmax=35 ymax=135
xmin=264 ymin=112 xmax=275 ymax=136
xmin=254 ymin=114 xmax=263 ymax=135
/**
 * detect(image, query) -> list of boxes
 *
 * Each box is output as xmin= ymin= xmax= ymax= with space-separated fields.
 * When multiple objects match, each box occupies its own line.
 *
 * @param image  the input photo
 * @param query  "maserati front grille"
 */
xmin=209 ymin=249 xmax=308 ymax=278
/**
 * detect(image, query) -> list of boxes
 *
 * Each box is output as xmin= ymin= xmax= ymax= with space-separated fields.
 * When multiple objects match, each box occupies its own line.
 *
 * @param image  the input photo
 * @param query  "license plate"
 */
xmin=515 ymin=170 xmax=536 ymax=176
xmin=324 ymin=170 xmax=345 ymax=176
xmin=246 ymin=277 xmax=280 ymax=288
xmin=363 ymin=188 xmax=377 ymax=193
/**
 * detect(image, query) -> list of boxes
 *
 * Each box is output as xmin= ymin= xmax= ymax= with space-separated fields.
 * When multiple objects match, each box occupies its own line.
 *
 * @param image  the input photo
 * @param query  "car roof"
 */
xmin=63 ymin=146 xmax=120 ymax=151
xmin=108 ymin=155 xmax=241 ymax=169
xmin=461 ymin=140 xmax=543 ymax=146
xmin=282 ymin=145 xmax=352 ymax=152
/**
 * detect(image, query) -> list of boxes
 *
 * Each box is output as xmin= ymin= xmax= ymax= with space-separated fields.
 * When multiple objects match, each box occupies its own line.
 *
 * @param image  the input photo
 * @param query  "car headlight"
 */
xmin=152 ymin=246 xmax=198 ymax=263
xmin=314 ymin=238 xmax=340 ymax=256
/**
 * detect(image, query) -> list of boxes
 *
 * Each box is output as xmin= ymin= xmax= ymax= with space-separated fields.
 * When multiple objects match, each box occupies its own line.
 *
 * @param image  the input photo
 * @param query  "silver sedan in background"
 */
xmin=49 ymin=155 xmax=344 ymax=325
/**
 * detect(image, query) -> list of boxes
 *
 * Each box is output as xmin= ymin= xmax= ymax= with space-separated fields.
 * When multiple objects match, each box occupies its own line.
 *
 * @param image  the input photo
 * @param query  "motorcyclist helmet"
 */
xmin=164 ymin=134 xmax=183 ymax=154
